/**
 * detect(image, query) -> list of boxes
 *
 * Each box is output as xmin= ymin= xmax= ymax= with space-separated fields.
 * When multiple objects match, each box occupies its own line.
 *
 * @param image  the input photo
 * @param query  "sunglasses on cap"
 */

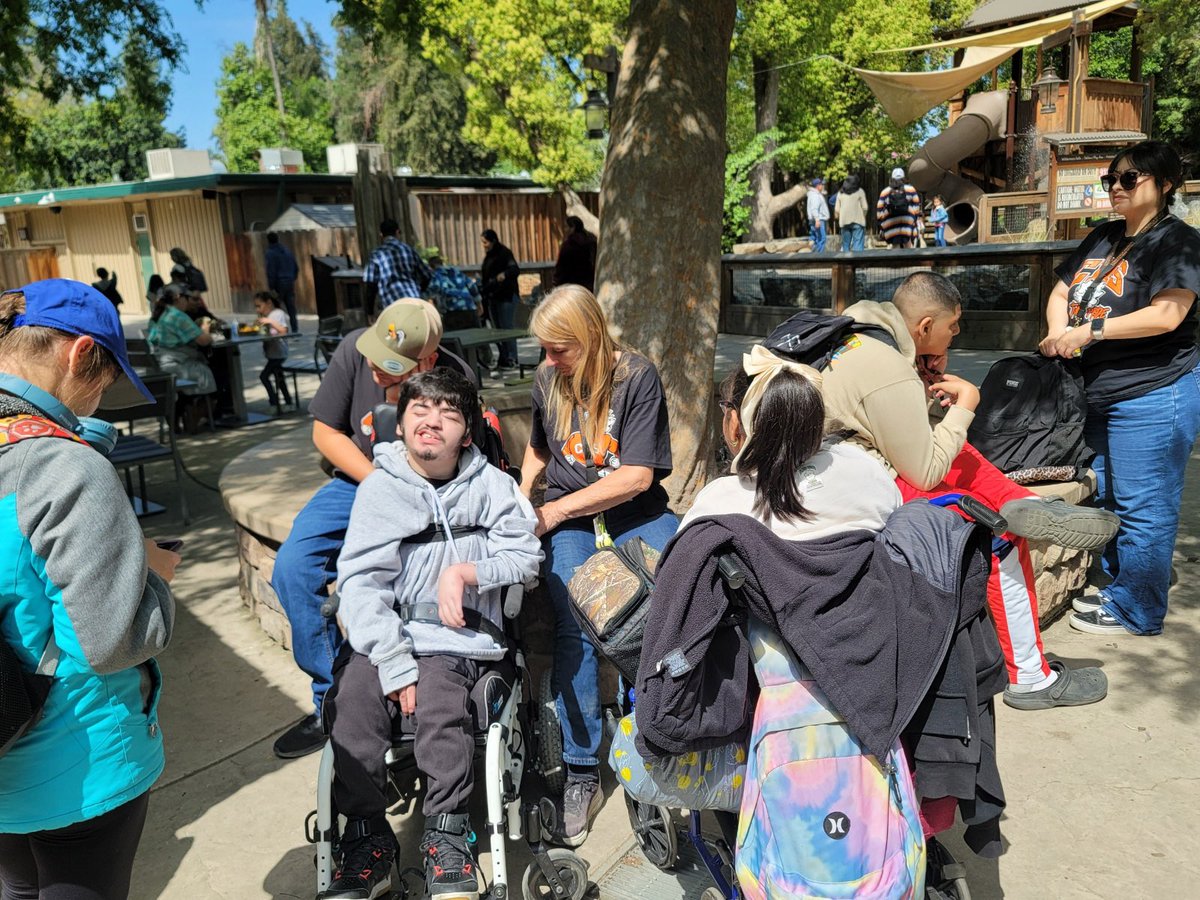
xmin=1100 ymin=170 xmax=1149 ymax=192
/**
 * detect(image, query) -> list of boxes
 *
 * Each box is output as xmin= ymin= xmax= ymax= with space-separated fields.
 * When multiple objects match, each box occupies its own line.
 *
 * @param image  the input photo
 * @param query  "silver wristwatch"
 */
xmin=1090 ymin=318 xmax=1106 ymax=342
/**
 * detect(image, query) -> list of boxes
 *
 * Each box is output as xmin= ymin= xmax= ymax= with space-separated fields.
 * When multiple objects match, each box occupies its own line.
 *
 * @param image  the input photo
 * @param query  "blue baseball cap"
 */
xmin=7 ymin=279 xmax=154 ymax=407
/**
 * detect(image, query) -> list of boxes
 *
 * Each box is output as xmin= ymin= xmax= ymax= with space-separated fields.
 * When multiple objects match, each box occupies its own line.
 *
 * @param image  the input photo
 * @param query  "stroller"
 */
xmin=605 ymin=493 xmax=1006 ymax=900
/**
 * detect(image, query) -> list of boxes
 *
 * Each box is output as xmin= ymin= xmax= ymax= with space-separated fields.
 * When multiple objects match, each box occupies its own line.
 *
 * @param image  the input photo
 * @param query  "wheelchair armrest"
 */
xmin=502 ymin=579 xmax=537 ymax=620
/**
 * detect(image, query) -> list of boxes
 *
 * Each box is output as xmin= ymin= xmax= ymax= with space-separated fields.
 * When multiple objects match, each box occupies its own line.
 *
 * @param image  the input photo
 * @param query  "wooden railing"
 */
xmin=1080 ymin=78 xmax=1146 ymax=133
xmin=977 ymin=192 xmax=1051 ymax=243
xmin=720 ymin=242 xmax=1079 ymax=350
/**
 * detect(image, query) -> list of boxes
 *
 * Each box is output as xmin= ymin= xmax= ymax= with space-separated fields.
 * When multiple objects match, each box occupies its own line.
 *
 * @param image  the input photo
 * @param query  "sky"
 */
xmin=162 ymin=0 xmax=339 ymax=153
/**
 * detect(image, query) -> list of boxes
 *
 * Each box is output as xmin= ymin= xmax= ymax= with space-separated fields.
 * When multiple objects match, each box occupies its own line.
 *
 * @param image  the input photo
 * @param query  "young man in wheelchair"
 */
xmin=320 ymin=367 xmax=543 ymax=900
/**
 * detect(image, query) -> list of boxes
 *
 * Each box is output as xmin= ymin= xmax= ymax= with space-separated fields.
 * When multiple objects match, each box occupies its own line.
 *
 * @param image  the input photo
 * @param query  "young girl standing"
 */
xmin=254 ymin=290 xmax=292 ymax=412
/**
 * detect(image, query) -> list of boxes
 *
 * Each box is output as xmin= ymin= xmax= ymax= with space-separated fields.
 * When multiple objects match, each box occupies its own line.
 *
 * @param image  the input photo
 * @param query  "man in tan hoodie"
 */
xmin=822 ymin=271 xmax=1116 ymax=710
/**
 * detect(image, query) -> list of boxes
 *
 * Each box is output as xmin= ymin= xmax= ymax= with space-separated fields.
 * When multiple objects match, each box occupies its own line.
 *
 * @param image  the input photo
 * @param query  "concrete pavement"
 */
xmin=115 ymin=324 xmax=1200 ymax=899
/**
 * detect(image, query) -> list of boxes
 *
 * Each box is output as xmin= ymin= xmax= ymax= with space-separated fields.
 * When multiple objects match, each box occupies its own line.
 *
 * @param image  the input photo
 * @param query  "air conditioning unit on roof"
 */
xmin=326 ymin=143 xmax=387 ymax=175
xmin=145 ymin=149 xmax=213 ymax=180
xmin=259 ymin=148 xmax=304 ymax=173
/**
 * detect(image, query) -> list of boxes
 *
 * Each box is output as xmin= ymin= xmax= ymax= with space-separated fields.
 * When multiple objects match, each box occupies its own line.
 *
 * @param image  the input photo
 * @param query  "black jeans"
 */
xmin=0 ymin=791 xmax=150 ymax=900
xmin=325 ymin=650 xmax=506 ymax=818
xmin=260 ymin=359 xmax=290 ymax=407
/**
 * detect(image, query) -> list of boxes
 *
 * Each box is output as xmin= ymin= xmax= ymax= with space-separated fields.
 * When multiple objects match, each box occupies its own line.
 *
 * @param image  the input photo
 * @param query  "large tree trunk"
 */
xmin=747 ymin=58 xmax=780 ymax=242
xmin=595 ymin=0 xmax=737 ymax=508
xmin=255 ymin=0 xmax=288 ymax=143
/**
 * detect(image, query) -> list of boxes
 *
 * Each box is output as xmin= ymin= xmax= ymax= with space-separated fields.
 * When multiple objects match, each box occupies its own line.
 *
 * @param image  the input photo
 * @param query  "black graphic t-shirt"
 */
xmin=1055 ymin=216 xmax=1200 ymax=406
xmin=530 ymin=352 xmax=673 ymax=525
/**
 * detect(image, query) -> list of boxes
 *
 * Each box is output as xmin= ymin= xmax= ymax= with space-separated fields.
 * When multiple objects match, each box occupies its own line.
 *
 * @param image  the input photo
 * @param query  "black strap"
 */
xmin=406 ymin=524 xmax=486 ymax=545
xmin=396 ymin=602 xmax=507 ymax=648
xmin=575 ymin=406 xmax=599 ymax=485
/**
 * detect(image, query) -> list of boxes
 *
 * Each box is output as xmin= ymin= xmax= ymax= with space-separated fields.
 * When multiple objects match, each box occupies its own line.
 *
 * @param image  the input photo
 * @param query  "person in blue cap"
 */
xmin=0 ymin=279 xmax=180 ymax=899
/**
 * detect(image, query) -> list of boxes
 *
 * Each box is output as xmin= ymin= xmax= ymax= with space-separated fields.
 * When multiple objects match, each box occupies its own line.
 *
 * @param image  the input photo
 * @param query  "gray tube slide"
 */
xmin=907 ymin=91 xmax=1008 ymax=244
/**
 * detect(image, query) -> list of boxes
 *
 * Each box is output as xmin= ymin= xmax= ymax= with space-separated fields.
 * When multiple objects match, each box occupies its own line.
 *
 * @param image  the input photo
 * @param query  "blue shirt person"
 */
xmin=363 ymin=219 xmax=432 ymax=311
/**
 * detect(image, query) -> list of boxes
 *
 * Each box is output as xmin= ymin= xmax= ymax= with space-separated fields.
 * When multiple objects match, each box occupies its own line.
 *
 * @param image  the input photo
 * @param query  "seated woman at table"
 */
xmin=147 ymin=283 xmax=217 ymax=430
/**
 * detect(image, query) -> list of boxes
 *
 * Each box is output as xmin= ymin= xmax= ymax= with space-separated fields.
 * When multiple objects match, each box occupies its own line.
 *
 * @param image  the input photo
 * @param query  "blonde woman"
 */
xmin=520 ymin=285 xmax=676 ymax=846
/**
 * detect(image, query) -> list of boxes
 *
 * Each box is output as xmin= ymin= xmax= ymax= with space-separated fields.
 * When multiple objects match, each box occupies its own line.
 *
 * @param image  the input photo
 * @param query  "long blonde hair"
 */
xmin=530 ymin=285 xmax=626 ymax=450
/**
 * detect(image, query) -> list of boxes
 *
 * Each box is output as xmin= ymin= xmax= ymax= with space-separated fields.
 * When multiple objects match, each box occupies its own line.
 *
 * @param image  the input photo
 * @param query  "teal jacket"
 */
xmin=0 ymin=398 xmax=174 ymax=833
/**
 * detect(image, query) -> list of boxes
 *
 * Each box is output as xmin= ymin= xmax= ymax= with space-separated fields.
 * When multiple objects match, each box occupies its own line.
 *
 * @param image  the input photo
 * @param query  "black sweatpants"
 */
xmin=259 ymin=358 xmax=290 ymax=406
xmin=0 ymin=791 xmax=150 ymax=900
xmin=326 ymin=650 xmax=504 ymax=819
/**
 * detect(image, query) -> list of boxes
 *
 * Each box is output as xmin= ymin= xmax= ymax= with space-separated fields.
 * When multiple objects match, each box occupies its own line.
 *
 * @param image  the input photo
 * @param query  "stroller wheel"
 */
xmin=537 ymin=669 xmax=567 ymax=796
xmin=624 ymin=795 xmax=677 ymax=870
xmin=926 ymin=836 xmax=971 ymax=900
xmin=521 ymin=848 xmax=589 ymax=900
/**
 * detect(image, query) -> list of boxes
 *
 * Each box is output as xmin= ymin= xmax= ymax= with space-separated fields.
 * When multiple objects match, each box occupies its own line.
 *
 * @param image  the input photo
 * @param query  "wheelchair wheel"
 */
xmin=521 ymin=848 xmax=589 ymax=900
xmin=701 ymin=888 xmax=728 ymax=900
xmin=537 ymin=669 xmax=566 ymax=796
xmin=624 ymin=795 xmax=677 ymax=870
xmin=926 ymin=837 xmax=971 ymax=900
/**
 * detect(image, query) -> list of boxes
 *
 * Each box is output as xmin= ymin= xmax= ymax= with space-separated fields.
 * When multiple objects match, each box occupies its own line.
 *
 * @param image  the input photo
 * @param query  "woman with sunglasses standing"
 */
xmin=1039 ymin=140 xmax=1200 ymax=638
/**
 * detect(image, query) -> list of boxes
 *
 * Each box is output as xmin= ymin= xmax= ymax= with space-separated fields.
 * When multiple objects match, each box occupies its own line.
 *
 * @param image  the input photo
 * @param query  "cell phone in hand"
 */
xmin=155 ymin=539 xmax=185 ymax=553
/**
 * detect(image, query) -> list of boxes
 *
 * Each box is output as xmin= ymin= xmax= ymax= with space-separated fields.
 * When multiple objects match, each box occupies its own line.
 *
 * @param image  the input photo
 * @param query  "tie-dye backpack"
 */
xmin=735 ymin=619 xmax=925 ymax=899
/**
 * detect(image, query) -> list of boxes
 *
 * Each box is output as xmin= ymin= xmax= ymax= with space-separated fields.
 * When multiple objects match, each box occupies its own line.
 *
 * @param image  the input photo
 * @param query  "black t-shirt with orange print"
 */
xmin=530 ymin=352 xmax=673 ymax=526
xmin=1055 ymin=216 xmax=1200 ymax=406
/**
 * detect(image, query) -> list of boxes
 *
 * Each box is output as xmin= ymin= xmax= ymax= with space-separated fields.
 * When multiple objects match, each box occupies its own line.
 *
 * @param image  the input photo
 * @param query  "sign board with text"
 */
xmin=1054 ymin=161 xmax=1112 ymax=216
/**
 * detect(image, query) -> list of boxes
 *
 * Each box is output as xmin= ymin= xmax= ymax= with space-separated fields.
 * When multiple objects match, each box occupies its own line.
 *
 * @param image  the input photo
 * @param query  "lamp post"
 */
xmin=583 ymin=89 xmax=609 ymax=140
xmin=1033 ymin=65 xmax=1065 ymax=116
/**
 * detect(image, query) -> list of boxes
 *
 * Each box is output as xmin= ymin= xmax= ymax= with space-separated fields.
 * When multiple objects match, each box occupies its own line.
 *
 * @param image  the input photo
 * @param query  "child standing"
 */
xmin=254 ymin=290 xmax=292 ymax=412
xmin=930 ymin=195 xmax=949 ymax=248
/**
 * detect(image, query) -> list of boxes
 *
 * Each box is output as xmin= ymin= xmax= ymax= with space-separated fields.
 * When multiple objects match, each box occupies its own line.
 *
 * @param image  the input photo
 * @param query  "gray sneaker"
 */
xmin=999 ymin=498 xmax=1119 ymax=551
xmin=553 ymin=778 xmax=602 ymax=848
xmin=1002 ymin=660 xmax=1108 ymax=710
xmin=1071 ymin=589 xmax=1107 ymax=614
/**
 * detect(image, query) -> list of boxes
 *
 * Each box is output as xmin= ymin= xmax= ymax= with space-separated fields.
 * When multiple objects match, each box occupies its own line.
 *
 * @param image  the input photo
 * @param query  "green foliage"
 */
xmin=420 ymin=0 xmax=626 ymax=187
xmin=1136 ymin=0 xmax=1200 ymax=151
xmin=4 ymin=34 xmax=183 ymax=190
xmin=331 ymin=27 xmax=494 ymax=174
xmin=727 ymin=0 xmax=974 ymax=180
xmin=214 ymin=2 xmax=334 ymax=172
xmin=723 ymin=128 xmax=797 ymax=250
xmin=0 ymin=0 xmax=189 ymax=178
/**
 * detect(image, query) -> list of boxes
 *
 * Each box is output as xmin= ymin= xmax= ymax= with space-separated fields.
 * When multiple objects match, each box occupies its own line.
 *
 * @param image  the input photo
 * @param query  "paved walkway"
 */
xmin=115 ymin=319 xmax=1200 ymax=898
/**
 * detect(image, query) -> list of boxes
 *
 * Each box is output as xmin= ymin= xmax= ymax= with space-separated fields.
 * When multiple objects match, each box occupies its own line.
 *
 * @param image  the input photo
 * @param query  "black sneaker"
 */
xmin=1070 ymin=607 xmax=1133 ymax=636
xmin=272 ymin=713 xmax=325 ymax=759
xmin=420 ymin=813 xmax=479 ymax=899
xmin=999 ymin=498 xmax=1119 ymax=551
xmin=318 ymin=829 xmax=395 ymax=900
xmin=553 ymin=777 xmax=602 ymax=848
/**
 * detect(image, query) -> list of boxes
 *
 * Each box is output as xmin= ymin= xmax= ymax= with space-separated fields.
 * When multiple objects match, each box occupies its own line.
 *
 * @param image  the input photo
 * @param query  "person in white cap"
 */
xmin=269 ymin=299 xmax=448 ymax=759
xmin=878 ymin=167 xmax=921 ymax=249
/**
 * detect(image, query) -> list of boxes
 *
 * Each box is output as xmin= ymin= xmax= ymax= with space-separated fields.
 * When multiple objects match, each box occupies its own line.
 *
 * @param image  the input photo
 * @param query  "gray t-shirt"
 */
xmin=530 ymin=352 xmax=673 ymax=525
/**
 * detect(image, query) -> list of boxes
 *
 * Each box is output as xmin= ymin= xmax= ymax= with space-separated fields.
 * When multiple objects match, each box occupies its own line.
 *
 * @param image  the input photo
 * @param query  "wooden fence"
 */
xmin=225 ymin=229 xmax=359 ymax=314
xmin=0 ymin=248 xmax=59 ymax=291
xmin=413 ymin=190 xmax=600 ymax=268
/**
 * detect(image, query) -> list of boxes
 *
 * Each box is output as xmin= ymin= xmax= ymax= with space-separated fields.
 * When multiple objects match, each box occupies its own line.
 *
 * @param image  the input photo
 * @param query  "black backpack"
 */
xmin=764 ymin=309 xmax=898 ymax=371
xmin=967 ymin=354 xmax=1091 ymax=474
xmin=886 ymin=187 xmax=910 ymax=219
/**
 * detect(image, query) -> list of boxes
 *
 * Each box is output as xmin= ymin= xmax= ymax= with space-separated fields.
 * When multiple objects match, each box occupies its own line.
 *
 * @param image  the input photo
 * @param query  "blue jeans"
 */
xmin=842 ymin=223 xmax=865 ymax=252
xmin=1085 ymin=362 xmax=1200 ymax=634
xmin=271 ymin=477 xmax=356 ymax=714
xmin=935 ymin=225 xmax=947 ymax=247
xmin=811 ymin=221 xmax=827 ymax=253
xmin=489 ymin=296 xmax=518 ymax=367
xmin=542 ymin=509 xmax=680 ymax=766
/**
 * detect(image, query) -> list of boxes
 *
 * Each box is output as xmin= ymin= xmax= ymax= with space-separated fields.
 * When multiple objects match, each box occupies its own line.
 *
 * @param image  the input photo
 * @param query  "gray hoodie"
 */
xmin=336 ymin=441 xmax=542 ymax=694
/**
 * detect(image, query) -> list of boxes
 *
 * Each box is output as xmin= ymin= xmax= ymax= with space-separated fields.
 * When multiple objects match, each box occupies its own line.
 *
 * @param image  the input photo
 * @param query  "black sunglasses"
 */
xmin=1100 ymin=170 xmax=1148 ymax=192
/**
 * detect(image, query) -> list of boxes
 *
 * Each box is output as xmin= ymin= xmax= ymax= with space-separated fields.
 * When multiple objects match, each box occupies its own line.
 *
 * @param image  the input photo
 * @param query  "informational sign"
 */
xmin=1054 ymin=161 xmax=1113 ymax=215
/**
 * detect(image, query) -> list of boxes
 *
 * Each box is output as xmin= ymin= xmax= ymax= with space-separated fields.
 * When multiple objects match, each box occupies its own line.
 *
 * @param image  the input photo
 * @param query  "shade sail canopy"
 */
xmin=853 ymin=45 xmax=1020 ymax=125
xmin=878 ymin=0 xmax=1130 ymax=53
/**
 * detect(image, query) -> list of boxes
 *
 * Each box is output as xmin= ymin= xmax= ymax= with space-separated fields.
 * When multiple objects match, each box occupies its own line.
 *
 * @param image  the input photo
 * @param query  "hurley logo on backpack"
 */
xmin=764 ymin=309 xmax=898 ymax=372
xmin=967 ymin=354 xmax=1091 ymax=475
xmin=735 ymin=620 xmax=925 ymax=899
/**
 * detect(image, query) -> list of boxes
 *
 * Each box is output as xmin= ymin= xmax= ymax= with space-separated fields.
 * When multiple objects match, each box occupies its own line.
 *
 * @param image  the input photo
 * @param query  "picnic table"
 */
xmin=207 ymin=330 xmax=303 ymax=426
xmin=442 ymin=327 xmax=529 ymax=384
